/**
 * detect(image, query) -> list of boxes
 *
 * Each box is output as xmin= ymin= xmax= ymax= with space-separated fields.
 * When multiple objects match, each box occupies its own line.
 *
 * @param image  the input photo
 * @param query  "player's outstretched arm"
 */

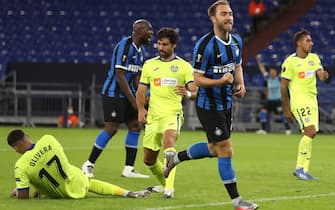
xmin=256 ymin=54 xmax=267 ymax=75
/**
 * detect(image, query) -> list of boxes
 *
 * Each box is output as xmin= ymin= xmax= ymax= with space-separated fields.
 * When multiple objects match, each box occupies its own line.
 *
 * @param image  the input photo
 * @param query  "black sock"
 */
xmin=125 ymin=147 xmax=137 ymax=166
xmin=177 ymin=150 xmax=191 ymax=161
xmin=88 ymin=146 xmax=103 ymax=164
xmin=285 ymin=122 xmax=290 ymax=129
xmin=225 ymin=182 xmax=240 ymax=199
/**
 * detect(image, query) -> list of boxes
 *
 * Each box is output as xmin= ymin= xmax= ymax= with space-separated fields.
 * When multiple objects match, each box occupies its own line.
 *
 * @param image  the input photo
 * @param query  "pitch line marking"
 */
xmin=142 ymin=192 xmax=335 ymax=210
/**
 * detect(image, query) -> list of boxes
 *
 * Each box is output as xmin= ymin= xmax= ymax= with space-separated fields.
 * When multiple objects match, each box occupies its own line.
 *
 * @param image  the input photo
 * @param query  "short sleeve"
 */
xmin=314 ymin=54 xmax=323 ymax=71
xmin=15 ymin=165 xmax=30 ymax=190
xmin=184 ymin=62 xmax=194 ymax=85
xmin=192 ymin=45 xmax=209 ymax=74
xmin=139 ymin=62 xmax=150 ymax=86
xmin=281 ymin=58 xmax=293 ymax=80
xmin=233 ymin=34 xmax=243 ymax=65
xmin=115 ymin=39 xmax=132 ymax=71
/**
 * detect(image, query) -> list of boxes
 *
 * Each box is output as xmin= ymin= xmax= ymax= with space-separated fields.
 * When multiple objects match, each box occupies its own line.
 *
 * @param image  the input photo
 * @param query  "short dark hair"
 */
xmin=208 ymin=0 xmax=230 ymax=17
xmin=293 ymin=29 xmax=311 ymax=47
xmin=7 ymin=129 xmax=25 ymax=146
xmin=157 ymin=27 xmax=179 ymax=45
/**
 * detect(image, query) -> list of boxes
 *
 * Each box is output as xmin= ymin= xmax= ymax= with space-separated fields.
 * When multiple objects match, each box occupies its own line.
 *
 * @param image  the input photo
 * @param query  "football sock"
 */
xmin=89 ymin=179 xmax=128 ymax=197
xmin=296 ymin=135 xmax=312 ymax=170
xmin=125 ymin=131 xmax=140 ymax=166
xmin=164 ymin=148 xmax=176 ymax=190
xmin=218 ymin=157 xmax=239 ymax=199
xmin=188 ymin=142 xmax=212 ymax=159
xmin=89 ymin=130 xmax=112 ymax=163
xmin=260 ymin=111 xmax=267 ymax=130
xmin=148 ymin=160 xmax=165 ymax=186
xmin=88 ymin=146 xmax=102 ymax=164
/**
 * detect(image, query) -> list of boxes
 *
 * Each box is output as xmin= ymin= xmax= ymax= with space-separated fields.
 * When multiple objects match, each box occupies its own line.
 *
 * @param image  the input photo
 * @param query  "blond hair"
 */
xmin=208 ymin=0 xmax=230 ymax=17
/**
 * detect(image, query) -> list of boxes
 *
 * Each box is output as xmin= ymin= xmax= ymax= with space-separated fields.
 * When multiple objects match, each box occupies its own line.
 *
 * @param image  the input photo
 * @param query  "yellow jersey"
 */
xmin=14 ymin=135 xmax=89 ymax=198
xmin=281 ymin=52 xmax=323 ymax=103
xmin=140 ymin=55 xmax=194 ymax=120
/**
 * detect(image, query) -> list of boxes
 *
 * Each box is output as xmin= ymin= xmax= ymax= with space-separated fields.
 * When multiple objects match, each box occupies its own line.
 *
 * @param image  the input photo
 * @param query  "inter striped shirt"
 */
xmin=192 ymin=32 xmax=243 ymax=111
xmin=102 ymin=36 xmax=145 ymax=98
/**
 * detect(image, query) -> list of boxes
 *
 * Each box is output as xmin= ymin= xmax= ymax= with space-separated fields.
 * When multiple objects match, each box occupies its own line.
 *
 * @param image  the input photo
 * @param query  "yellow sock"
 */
xmin=164 ymin=147 xmax=176 ymax=190
xmin=296 ymin=135 xmax=313 ymax=171
xmin=148 ymin=160 xmax=165 ymax=186
xmin=88 ymin=179 xmax=128 ymax=197
xmin=302 ymin=136 xmax=313 ymax=172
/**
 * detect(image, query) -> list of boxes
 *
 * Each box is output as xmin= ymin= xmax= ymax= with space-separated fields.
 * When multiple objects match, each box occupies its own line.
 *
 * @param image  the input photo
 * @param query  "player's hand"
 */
xmin=174 ymin=85 xmax=187 ymax=96
xmin=234 ymin=84 xmax=246 ymax=98
xmin=138 ymin=109 xmax=148 ymax=124
xmin=10 ymin=188 xmax=17 ymax=198
xmin=284 ymin=110 xmax=294 ymax=122
xmin=219 ymin=73 xmax=234 ymax=85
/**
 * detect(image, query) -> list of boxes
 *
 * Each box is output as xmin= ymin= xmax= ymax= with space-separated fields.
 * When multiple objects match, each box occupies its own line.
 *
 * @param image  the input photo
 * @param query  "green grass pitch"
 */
xmin=0 ymin=126 xmax=334 ymax=210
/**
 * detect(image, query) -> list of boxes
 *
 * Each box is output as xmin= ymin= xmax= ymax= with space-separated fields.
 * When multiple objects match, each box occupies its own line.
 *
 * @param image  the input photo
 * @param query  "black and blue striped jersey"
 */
xmin=192 ymin=32 xmax=243 ymax=111
xmin=102 ymin=36 xmax=145 ymax=98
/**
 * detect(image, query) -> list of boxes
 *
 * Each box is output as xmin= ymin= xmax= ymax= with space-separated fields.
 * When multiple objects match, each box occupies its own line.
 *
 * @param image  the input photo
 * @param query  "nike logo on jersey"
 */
xmin=153 ymin=67 xmax=159 ymax=71
xmin=217 ymin=53 xmax=224 ymax=58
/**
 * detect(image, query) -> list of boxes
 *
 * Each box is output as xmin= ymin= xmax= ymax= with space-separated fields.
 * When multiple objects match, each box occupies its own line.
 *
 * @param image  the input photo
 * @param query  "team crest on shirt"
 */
xmin=111 ymin=110 xmax=117 ymax=117
xmin=215 ymin=127 xmax=223 ymax=136
xmin=308 ymin=60 xmax=315 ymax=66
xmin=170 ymin=65 xmax=178 ymax=72
xmin=304 ymin=117 xmax=311 ymax=123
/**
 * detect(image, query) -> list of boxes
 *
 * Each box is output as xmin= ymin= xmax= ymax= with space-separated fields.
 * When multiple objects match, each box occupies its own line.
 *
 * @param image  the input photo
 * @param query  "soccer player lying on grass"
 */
xmin=7 ymin=129 xmax=150 ymax=199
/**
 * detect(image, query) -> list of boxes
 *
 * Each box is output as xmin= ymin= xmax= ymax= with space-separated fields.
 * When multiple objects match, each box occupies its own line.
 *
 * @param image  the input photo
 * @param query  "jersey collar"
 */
xmin=26 ymin=143 xmax=35 ymax=151
xmin=159 ymin=54 xmax=177 ymax=62
xmin=215 ymin=34 xmax=232 ymax=45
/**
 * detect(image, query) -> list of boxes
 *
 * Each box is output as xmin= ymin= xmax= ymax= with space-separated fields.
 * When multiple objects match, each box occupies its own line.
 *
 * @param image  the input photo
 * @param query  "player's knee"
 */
xmin=214 ymin=140 xmax=233 ymax=157
xmin=104 ymin=124 xmax=118 ymax=136
xmin=126 ymin=118 xmax=141 ymax=131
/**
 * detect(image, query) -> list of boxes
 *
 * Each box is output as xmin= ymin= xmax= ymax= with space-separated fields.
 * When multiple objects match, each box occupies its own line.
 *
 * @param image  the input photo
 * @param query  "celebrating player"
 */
xmin=164 ymin=1 xmax=258 ymax=209
xmin=136 ymin=27 xmax=197 ymax=198
xmin=7 ymin=129 xmax=150 ymax=199
xmin=281 ymin=29 xmax=329 ymax=180
xmin=82 ymin=19 xmax=153 ymax=178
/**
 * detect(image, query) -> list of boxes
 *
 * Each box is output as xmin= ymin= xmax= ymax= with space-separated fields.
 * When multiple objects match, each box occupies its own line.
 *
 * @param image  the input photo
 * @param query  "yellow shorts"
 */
xmin=291 ymin=98 xmax=319 ymax=131
xmin=143 ymin=113 xmax=184 ymax=151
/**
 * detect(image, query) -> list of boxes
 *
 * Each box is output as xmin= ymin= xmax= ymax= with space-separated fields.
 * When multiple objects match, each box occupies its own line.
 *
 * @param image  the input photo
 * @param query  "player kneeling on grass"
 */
xmin=8 ymin=129 xmax=150 ymax=199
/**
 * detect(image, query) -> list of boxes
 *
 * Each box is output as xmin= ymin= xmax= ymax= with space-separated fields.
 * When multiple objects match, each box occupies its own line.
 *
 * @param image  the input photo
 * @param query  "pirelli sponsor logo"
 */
xmin=298 ymin=70 xmax=314 ymax=78
xmin=127 ymin=64 xmax=141 ymax=72
xmin=154 ymin=77 xmax=178 ymax=86
xmin=213 ymin=63 xmax=235 ymax=74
